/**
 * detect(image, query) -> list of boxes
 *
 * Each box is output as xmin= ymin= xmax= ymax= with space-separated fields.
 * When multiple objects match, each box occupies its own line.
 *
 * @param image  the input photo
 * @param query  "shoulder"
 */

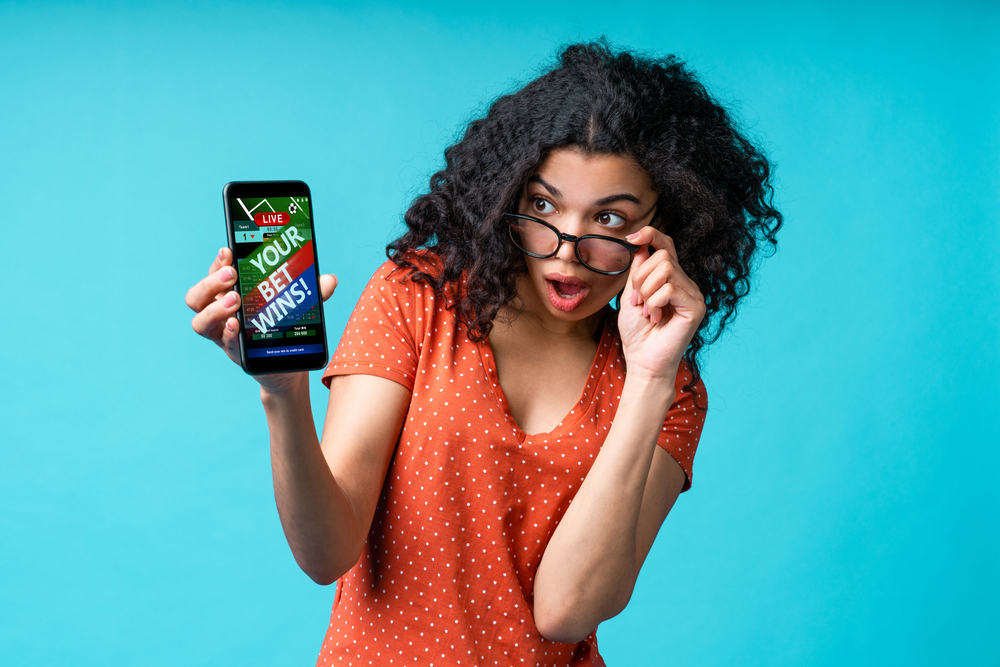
xmin=353 ymin=251 xmax=466 ymax=342
xmin=358 ymin=251 xmax=444 ymax=302
xmin=673 ymin=358 xmax=707 ymax=410
xmin=367 ymin=250 xmax=466 ymax=313
xmin=378 ymin=249 xmax=445 ymax=283
xmin=325 ymin=253 xmax=449 ymax=390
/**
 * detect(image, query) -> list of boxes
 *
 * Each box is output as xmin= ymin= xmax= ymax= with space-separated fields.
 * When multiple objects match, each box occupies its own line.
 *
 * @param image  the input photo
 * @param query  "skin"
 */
xmin=185 ymin=147 xmax=706 ymax=645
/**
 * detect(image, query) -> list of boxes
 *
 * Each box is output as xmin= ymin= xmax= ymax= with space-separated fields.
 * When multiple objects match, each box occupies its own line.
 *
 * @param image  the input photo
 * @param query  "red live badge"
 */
xmin=254 ymin=211 xmax=289 ymax=227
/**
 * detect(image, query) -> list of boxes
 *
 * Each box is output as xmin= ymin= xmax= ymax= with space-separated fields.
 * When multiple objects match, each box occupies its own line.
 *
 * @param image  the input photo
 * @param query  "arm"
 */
xmin=186 ymin=248 xmax=409 ymax=585
xmin=533 ymin=228 xmax=706 ymax=642
xmin=263 ymin=373 xmax=409 ymax=585
xmin=532 ymin=377 xmax=685 ymax=642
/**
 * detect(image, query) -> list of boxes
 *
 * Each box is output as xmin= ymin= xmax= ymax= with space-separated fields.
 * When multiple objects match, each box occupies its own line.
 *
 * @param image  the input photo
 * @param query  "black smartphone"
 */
xmin=222 ymin=180 xmax=329 ymax=375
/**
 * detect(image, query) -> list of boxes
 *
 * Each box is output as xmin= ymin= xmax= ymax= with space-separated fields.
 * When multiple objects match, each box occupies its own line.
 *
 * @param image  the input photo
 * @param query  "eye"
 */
xmin=596 ymin=211 xmax=627 ymax=229
xmin=531 ymin=197 xmax=557 ymax=214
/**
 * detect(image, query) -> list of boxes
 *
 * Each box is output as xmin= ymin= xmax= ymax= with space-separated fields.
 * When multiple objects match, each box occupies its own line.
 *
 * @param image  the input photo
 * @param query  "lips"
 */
xmin=544 ymin=273 xmax=590 ymax=312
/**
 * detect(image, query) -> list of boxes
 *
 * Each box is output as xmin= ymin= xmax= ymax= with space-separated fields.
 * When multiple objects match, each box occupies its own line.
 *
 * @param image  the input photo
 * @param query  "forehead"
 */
xmin=528 ymin=148 xmax=655 ymax=201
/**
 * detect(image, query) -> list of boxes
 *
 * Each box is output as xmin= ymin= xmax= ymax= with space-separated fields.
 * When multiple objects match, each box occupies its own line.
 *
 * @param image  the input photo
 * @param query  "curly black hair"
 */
xmin=388 ymin=40 xmax=782 ymax=398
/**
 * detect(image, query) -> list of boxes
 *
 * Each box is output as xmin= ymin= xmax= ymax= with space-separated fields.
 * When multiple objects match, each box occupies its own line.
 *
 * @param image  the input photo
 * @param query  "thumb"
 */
xmin=319 ymin=274 xmax=338 ymax=302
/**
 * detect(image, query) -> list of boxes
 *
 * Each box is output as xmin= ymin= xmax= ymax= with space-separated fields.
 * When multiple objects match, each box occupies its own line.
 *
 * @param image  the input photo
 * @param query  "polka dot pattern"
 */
xmin=317 ymin=256 xmax=706 ymax=666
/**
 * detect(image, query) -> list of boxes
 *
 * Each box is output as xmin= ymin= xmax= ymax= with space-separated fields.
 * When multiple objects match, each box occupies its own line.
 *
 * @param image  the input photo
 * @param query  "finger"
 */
xmin=645 ymin=282 xmax=705 ymax=325
xmin=186 ymin=264 xmax=238 ymax=312
xmin=630 ymin=248 xmax=673 ymax=296
xmin=319 ymin=274 xmax=338 ymax=302
xmin=191 ymin=289 xmax=241 ymax=340
xmin=219 ymin=315 xmax=243 ymax=362
xmin=645 ymin=284 xmax=676 ymax=325
xmin=643 ymin=301 xmax=662 ymax=323
xmin=633 ymin=253 xmax=701 ymax=304
xmin=207 ymin=247 xmax=231 ymax=275
xmin=630 ymin=231 xmax=705 ymax=304
xmin=626 ymin=226 xmax=679 ymax=262
xmin=624 ymin=245 xmax=651 ymax=306
xmin=632 ymin=256 xmax=702 ymax=324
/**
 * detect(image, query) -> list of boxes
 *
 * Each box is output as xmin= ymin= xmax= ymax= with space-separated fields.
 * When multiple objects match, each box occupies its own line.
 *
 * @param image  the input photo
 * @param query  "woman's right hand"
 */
xmin=185 ymin=247 xmax=338 ymax=391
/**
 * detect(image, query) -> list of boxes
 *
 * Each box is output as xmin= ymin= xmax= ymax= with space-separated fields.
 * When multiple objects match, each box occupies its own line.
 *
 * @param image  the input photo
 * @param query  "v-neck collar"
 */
xmin=477 ymin=315 xmax=615 ymax=441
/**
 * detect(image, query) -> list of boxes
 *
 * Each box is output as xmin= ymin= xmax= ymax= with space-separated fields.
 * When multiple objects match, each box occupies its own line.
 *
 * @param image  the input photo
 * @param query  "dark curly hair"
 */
xmin=388 ymin=40 xmax=782 ymax=398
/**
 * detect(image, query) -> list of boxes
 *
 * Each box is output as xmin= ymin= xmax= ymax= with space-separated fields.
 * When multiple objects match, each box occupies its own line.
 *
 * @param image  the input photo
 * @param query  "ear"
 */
xmin=651 ymin=204 xmax=668 ymax=232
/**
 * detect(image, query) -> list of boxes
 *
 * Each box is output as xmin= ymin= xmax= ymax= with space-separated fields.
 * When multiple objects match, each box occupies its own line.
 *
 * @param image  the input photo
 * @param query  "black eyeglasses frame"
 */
xmin=505 ymin=213 xmax=642 ymax=276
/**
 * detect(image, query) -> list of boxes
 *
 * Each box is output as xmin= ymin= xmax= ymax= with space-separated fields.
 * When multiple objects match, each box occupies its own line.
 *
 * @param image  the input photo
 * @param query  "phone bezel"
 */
xmin=223 ymin=180 xmax=329 ymax=375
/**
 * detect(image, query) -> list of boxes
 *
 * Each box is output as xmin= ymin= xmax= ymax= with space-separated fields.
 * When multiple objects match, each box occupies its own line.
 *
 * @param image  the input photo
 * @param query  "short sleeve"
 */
xmin=656 ymin=360 xmax=708 ymax=492
xmin=322 ymin=259 xmax=432 ymax=391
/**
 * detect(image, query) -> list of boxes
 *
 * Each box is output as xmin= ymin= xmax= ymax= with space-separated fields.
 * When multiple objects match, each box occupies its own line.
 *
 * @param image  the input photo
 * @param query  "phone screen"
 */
xmin=225 ymin=182 xmax=328 ymax=374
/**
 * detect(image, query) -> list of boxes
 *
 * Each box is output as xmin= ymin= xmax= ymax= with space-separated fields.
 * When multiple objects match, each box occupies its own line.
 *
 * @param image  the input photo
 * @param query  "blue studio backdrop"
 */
xmin=1 ymin=1 xmax=997 ymax=665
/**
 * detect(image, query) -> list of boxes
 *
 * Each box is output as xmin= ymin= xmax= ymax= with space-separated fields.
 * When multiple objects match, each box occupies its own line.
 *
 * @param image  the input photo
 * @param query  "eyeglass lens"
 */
xmin=508 ymin=216 xmax=633 ymax=274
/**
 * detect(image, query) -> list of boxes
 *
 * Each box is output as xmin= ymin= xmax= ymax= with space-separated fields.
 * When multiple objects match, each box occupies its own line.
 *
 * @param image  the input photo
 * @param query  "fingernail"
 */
xmin=226 ymin=318 xmax=236 ymax=331
xmin=220 ymin=266 xmax=235 ymax=282
xmin=223 ymin=291 xmax=238 ymax=307
xmin=626 ymin=232 xmax=639 ymax=242
xmin=629 ymin=290 xmax=638 ymax=306
xmin=218 ymin=248 xmax=226 ymax=260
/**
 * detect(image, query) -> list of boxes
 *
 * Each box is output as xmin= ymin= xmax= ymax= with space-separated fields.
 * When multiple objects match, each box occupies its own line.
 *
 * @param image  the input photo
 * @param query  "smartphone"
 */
xmin=222 ymin=180 xmax=329 ymax=375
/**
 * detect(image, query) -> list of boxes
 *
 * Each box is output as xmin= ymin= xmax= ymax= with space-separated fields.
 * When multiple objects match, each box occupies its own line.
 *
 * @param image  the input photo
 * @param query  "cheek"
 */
xmin=597 ymin=275 xmax=629 ymax=298
xmin=581 ymin=275 xmax=629 ymax=310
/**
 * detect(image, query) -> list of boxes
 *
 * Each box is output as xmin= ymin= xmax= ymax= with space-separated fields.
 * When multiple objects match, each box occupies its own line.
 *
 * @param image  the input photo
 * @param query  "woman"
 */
xmin=187 ymin=41 xmax=781 ymax=666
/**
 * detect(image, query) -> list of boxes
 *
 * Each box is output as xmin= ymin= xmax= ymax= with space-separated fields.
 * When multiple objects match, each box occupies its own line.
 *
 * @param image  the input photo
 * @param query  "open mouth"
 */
xmin=545 ymin=276 xmax=590 ymax=311
xmin=553 ymin=281 xmax=584 ymax=298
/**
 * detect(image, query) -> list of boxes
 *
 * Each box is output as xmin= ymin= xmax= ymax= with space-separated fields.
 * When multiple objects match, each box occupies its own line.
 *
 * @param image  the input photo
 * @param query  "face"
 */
xmin=515 ymin=147 xmax=658 ymax=327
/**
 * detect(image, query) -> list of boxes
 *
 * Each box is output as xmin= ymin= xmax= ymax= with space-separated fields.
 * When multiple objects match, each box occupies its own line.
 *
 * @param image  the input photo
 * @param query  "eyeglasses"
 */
xmin=505 ymin=213 xmax=640 ymax=275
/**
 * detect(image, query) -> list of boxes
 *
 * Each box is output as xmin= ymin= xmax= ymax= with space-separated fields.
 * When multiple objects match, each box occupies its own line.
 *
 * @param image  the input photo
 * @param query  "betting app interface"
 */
xmin=230 ymin=195 xmax=323 ymax=359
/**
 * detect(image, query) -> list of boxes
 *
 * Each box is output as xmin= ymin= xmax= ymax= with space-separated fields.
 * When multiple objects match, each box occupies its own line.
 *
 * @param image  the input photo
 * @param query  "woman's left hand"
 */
xmin=618 ymin=226 xmax=707 ymax=383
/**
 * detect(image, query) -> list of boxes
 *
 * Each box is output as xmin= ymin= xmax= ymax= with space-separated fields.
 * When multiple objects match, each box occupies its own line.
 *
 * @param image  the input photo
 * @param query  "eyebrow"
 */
xmin=594 ymin=193 xmax=643 ymax=206
xmin=527 ymin=174 xmax=644 ymax=207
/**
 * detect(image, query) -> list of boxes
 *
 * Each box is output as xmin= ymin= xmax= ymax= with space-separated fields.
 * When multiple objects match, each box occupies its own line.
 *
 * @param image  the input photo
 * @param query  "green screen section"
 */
xmin=236 ymin=218 xmax=314 ymax=296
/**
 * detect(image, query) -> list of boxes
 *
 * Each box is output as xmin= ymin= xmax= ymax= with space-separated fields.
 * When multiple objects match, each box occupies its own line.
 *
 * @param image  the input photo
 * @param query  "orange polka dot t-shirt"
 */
xmin=319 ymin=255 xmax=706 ymax=666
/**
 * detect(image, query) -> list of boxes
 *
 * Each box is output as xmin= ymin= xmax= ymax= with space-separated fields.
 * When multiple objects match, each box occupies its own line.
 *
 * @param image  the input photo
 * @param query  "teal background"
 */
xmin=2 ymin=1 xmax=998 ymax=665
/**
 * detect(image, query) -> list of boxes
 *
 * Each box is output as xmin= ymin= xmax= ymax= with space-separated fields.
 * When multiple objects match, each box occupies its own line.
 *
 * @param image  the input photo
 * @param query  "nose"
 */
xmin=554 ymin=236 xmax=577 ymax=263
xmin=554 ymin=216 xmax=586 ymax=263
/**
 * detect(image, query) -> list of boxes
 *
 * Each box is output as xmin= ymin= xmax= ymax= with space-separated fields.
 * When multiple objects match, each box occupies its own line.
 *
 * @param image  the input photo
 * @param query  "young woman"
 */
xmin=187 ymin=42 xmax=781 ymax=666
